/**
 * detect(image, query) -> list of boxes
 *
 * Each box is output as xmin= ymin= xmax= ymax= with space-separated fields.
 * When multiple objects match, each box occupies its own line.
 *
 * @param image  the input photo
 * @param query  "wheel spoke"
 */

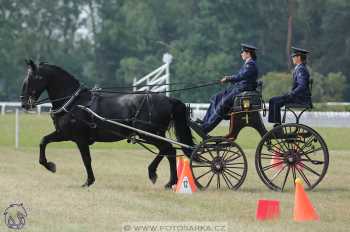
xmin=262 ymin=161 xmax=285 ymax=172
xmin=298 ymin=162 xmax=321 ymax=177
xmin=204 ymin=147 xmax=215 ymax=159
xmin=225 ymin=154 xmax=242 ymax=163
xmin=266 ymin=140 xmax=288 ymax=154
xmin=299 ymin=135 xmax=316 ymax=151
xmin=225 ymin=163 xmax=245 ymax=169
xmin=221 ymin=148 xmax=231 ymax=160
xmin=296 ymin=166 xmax=312 ymax=188
xmin=204 ymin=173 xmax=215 ymax=188
xmin=216 ymin=174 xmax=221 ymax=189
xmin=222 ymin=172 xmax=235 ymax=189
xmin=301 ymin=147 xmax=323 ymax=156
xmin=260 ymin=156 xmax=284 ymax=161
xmin=225 ymin=168 xmax=242 ymax=179
xmin=270 ymin=164 xmax=288 ymax=181
xmin=195 ymin=169 xmax=213 ymax=181
xmin=270 ymin=132 xmax=290 ymax=152
xmin=196 ymin=154 xmax=212 ymax=163
xmin=291 ymin=165 xmax=296 ymax=182
xmin=192 ymin=164 xmax=212 ymax=168
xmin=281 ymin=165 xmax=291 ymax=192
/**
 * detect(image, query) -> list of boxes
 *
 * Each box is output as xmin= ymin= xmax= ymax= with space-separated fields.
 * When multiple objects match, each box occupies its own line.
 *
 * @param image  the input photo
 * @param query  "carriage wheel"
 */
xmin=255 ymin=123 xmax=329 ymax=191
xmin=190 ymin=137 xmax=248 ymax=190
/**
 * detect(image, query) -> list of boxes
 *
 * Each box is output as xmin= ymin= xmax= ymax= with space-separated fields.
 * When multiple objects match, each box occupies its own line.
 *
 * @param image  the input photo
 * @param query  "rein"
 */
xmin=33 ymin=80 xmax=220 ymax=107
xmin=97 ymin=80 xmax=220 ymax=90
xmin=92 ymin=80 xmax=220 ymax=95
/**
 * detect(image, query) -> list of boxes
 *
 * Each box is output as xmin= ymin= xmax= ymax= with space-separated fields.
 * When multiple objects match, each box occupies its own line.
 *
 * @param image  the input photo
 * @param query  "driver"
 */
xmin=190 ymin=43 xmax=259 ymax=137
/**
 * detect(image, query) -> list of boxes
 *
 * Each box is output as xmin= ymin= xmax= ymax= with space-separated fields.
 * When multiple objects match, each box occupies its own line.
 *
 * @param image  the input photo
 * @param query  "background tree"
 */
xmin=0 ymin=0 xmax=349 ymax=103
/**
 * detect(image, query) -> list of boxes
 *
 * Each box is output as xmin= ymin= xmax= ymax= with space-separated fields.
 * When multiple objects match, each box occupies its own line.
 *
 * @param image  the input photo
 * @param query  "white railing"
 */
xmin=133 ymin=53 xmax=172 ymax=96
xmin=0 ymin=102 xmax=52 ymax=115
xmin=2 ymin=102 xmax=350 ymax=148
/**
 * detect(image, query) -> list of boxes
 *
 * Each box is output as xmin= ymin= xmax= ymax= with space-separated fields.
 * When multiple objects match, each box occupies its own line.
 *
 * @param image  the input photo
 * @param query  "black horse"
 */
xmin=20 ymin=59 xmax=195 ymax=188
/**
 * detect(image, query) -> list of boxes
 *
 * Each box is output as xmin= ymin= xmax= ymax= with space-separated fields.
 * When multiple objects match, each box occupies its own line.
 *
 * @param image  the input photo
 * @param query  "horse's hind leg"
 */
xmin=148 ymin=154 xmax=163 ymax=184
xmin=164 ymin=144 xmax=177 ymax=189
xmin=39 ymin=131 xmax=66 ymax=173
xmin=76 ymin=141 xmax=95 ymax=187
xmin=147 ymin=140 xmax=177 ymax=188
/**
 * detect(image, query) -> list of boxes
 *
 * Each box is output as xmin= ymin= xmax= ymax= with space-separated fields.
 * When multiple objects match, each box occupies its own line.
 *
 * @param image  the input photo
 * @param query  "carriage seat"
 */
xmin=230 ymin=90 xmax=262 ymax=113
xmin=283 ymin=102 xmax=313 ymax=124
xmin=284 ymin=102 xmax=313 ymax=109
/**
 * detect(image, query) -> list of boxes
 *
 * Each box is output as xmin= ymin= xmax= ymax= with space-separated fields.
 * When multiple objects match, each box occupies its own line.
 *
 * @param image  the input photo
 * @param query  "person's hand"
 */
xmin=220 ymin=76 xmax=230 ymax=84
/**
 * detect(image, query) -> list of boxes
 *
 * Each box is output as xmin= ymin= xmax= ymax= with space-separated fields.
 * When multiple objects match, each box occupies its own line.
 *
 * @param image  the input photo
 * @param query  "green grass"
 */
xmin=0 ymin=113 xmax=349 ymax=150
xmin=0 ymin=147 xmax=349 ymax=231
xmin=1 ymin=114 xmax=350 ymax=231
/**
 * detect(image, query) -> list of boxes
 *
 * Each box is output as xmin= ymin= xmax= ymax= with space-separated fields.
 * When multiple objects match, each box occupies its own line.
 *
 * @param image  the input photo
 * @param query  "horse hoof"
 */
xmin=164 ymin=183 xmax=174 ymax=189
xmin=46 ymin=162 xmax=56 ymax=173
xmin=149 ymin=173 xmax=158 ymax=184
xmin=81 ymin=178 xmax=95 ymax=187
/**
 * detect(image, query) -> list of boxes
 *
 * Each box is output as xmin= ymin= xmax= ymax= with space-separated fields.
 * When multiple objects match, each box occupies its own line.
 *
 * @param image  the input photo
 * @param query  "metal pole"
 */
xmin=15 ymin=108 xmax=19 ymax=149
xmin=77 ymin=105 xmax=194 ymax=149
xmin=165 ymin=62 xmax=170 ymax=97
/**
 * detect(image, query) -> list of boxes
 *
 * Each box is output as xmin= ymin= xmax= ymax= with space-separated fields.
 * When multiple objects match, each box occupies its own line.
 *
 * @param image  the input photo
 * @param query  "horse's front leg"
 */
xmin=76 ymin=141 xmax=95 ymax=187
xmin=39 ymin=131 xmax=66 ymax=173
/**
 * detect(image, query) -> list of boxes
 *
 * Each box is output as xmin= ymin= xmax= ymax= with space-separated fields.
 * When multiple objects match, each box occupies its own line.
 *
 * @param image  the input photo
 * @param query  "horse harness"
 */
xmin=50 ymin=88 xmax=168 ymax=147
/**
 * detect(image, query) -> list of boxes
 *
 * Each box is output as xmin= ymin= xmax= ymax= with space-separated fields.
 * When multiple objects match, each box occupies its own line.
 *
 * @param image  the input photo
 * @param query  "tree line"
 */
xmin=0 ymin=0 xmax=349 ymax=102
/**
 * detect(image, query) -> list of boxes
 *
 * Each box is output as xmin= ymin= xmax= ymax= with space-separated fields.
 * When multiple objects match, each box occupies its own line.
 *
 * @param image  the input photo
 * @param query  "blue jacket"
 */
xmin=290 ymin=63 xmax=311 ymax=101
xmin=227 ymin=59 xmax=258 ymax=91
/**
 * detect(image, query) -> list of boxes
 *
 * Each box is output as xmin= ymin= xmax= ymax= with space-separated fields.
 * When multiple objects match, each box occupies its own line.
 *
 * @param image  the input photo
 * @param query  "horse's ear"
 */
xmin=28 ymin=59 xmax=36 ymax=71
xmin=24 ymin=59 xmax=30 ymax=66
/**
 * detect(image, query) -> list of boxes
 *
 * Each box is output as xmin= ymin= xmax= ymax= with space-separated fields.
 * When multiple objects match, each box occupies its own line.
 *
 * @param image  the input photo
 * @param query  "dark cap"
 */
xmin=240 ymin=43 xmax=257 ymax=53
xmin=291 ymin=46 xmax=309 ymax=57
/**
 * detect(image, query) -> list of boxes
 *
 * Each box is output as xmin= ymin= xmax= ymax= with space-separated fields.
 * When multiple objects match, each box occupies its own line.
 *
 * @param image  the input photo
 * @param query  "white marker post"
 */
xmin=15 ymin=108 xmax=19 ymax=149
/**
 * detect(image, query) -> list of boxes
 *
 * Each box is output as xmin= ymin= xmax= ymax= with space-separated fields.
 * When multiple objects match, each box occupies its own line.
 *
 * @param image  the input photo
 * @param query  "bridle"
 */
xmin=21 ymin=66 xmax=86 ymax=114
xmin=20 ymin=68 xmax=41 ymax=109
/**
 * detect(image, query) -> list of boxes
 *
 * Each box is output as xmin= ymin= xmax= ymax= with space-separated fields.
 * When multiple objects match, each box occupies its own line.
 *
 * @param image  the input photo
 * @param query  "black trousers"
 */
xmin=268 ymin=95 xmax=292 ymax=123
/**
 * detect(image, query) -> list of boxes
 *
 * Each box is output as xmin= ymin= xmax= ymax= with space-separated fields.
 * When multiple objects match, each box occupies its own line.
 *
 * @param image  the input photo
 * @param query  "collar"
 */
xmin=294 ymin=63 xmax=303 ymax=70
xmin=245 ymin=57 xmax=252 ymax=64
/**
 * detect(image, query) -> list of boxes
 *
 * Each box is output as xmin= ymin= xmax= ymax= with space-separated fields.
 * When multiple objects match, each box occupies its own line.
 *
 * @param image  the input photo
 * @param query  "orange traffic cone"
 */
xmin=256 ymin=199 xmax=280 ymax=221
xmin=293 ymin=178 xmax=320 ymax=221
xmin=175 ymin=159 xmax=197 ymax=193
xmin=177 ymin=156 xmax=184 ymax=179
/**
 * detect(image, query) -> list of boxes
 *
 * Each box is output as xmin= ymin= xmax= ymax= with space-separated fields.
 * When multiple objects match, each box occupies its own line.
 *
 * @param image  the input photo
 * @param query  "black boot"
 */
xmin=188 ymin=120 xmax=208 ymax=139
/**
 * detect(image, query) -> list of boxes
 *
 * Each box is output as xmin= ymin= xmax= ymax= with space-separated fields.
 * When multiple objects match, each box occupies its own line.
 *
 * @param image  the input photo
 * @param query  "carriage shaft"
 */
xmin=76 ymin=105 xmax=194 ymax=149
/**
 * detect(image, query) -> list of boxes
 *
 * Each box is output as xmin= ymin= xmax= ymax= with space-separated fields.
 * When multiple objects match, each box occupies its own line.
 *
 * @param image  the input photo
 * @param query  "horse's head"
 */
xmin=21 ymin=59 xmax=48 ymax=110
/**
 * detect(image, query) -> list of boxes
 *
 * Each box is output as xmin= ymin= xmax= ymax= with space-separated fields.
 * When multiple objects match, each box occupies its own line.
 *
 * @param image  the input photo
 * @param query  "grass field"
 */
xmin=1 ymin=114 xmax=350 ymax=231
xmin=1 ymin=113 xmax=350 ymax=150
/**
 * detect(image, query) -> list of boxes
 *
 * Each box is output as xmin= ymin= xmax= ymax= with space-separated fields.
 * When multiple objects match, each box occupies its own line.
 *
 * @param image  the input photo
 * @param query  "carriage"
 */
xmin=76 ymin=80 xmax=329 ymax=192
xmin=189 ymin=80 xmax=329 ymax=192
xmin=21 ymin=60 xmax=329 ymax=192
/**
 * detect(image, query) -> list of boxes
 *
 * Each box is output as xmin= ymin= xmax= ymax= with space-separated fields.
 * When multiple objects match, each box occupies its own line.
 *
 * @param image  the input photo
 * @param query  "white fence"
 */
xmin=2 ymin=101 xmax=350 ymax=148
xmin=2 ymin=101 xmax=349 ymax=128
xmin=0 ymin=102 xmax=52 ymax=115
xmin=133 ymin=53 xmax=172 ymax=96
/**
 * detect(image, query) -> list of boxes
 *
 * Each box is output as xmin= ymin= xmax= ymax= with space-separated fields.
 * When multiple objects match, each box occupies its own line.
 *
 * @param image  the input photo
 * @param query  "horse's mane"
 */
xmin=39 ymin=63 xmax=80 ymax=85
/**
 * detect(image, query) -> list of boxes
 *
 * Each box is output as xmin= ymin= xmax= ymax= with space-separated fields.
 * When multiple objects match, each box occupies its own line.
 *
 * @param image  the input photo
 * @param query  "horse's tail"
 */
xmin=171 ymin=98 xmax=195 ymax=159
